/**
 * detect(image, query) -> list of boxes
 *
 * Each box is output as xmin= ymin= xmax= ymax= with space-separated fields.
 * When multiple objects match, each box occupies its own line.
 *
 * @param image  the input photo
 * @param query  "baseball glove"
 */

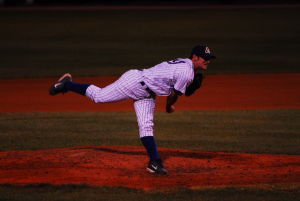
xmin=185 ymin=71 xmax=204 ymax=97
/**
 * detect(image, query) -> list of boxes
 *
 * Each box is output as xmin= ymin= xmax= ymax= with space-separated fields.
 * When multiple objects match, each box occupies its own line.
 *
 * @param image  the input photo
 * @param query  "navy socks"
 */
xmin=65 ymin=82 xmax=90 ymax=96
xmin=64 ymin=82 xmax=160 ymax=161
xmin=141 ymin=136 xmax=160 ymax=161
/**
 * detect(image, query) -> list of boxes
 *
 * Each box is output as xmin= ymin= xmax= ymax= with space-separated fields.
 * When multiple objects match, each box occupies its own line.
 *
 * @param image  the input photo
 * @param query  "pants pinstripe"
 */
xmin=134 ymin=98 xmax=155 ymax=137
xmin=85 ymin=70 xmax=156 ymax=138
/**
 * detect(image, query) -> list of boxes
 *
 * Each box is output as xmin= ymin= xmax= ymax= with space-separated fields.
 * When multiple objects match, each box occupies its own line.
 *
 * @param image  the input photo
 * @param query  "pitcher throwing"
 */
xmin=49 ymin=45 xmax=216 ymax=175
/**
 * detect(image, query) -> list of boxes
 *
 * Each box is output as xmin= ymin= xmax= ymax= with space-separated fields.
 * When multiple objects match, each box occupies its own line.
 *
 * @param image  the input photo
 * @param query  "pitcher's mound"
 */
xmin=0 ymin=145 xmax=299 ymax=190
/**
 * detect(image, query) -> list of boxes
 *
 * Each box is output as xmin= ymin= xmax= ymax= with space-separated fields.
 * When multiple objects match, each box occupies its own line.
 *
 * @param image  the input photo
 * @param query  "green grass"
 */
xmin=0 ymin=184 xmax=299 ymax=201
xmin=0 ymin=110 xmax=299 ymax=154
xmin=0 ymin=110 xmax=299 ymax=200
xmin=0 ymin=7 xmax=299 ymax=78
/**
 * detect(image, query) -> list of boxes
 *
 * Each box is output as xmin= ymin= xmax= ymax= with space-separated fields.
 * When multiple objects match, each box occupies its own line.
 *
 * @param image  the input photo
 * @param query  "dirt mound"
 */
xmin=0 ymin=145 xmax=299 ymax=190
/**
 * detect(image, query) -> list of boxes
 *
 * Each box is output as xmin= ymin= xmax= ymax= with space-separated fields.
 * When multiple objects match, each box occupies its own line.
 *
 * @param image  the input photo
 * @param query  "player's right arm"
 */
xmin=165 ymin=58 xmax=193 ymax=113
xmin=166 ymin=89 xmax=182 ymax=113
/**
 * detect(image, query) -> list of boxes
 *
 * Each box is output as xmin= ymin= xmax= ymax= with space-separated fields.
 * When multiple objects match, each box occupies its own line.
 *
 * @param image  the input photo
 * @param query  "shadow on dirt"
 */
xmin=91 ymin=147 xmax=214 ymax=160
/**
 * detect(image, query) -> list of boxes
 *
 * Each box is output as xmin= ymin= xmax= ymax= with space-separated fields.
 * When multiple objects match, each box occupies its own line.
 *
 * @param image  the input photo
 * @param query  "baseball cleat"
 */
xmin=147 ymin=159 xmax=168 ymax=175
xmin=49 ymin=73 xmax=72 ymax=96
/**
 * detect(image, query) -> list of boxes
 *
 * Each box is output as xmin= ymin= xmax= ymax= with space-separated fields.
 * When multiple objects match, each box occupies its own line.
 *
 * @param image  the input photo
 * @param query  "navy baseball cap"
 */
xmin=191 ymin=45 xmax=216 ymax=61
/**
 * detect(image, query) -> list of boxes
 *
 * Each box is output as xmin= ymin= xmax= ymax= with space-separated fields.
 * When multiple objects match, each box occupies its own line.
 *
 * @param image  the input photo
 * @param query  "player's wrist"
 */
xmin=166 ymin=105 xmax=175 ymax=113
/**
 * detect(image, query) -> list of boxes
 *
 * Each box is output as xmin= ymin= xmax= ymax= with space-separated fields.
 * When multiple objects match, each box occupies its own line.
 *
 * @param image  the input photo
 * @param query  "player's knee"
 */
xmin=139 ymin=132 xmax=154 ymax=138
xmin=85 ymin=85 xmax=103 ymax=103
xmin=88 ymin=94 xmax=102 ymax=103
xmin=139 ymin=124 xmax=154 ymax=138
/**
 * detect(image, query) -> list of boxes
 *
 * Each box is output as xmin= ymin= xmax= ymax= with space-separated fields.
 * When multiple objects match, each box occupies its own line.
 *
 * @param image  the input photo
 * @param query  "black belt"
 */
xmin=140 ymin=81 xmax=156 ymax=98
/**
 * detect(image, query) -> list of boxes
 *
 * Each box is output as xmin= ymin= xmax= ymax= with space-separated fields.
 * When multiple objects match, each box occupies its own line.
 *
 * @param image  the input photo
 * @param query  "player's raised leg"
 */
xmin=134 ymin=98 xmax=167 ymax=175
xmin=49 ymin=73 xmax=129 ymax=103
xmin=49 ymin=73 xmax=91 ymax=96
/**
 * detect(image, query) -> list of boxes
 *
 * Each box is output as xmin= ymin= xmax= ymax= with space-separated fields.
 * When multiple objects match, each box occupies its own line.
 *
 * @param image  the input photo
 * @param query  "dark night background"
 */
xmin=1 ymin=0 xmax=299 ymax=6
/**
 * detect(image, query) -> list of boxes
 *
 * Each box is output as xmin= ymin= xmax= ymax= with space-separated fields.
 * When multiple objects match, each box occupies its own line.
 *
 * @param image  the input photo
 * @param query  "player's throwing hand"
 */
xmin=166 ymin=105 xmax=175 ymax=113
xmin=49 ymin=44 xmax=216 ymax=175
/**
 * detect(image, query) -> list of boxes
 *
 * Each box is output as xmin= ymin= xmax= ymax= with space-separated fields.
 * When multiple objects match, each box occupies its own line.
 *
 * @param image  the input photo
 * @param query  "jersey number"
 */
xmin=167 ymin=59 xmax=185 ymax=64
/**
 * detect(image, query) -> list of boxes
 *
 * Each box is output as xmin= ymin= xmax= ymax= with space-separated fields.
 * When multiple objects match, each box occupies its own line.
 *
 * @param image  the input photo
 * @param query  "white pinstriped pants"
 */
xmin=85 ymin=70 xmax=155 ymax=138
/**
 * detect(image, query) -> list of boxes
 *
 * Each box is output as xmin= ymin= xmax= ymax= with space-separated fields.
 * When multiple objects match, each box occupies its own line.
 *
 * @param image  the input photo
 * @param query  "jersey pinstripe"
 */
xmin=141 ymin=58 xmax=194 ymax=96
xmin=85 ymin=58 xmax=194 ymax=138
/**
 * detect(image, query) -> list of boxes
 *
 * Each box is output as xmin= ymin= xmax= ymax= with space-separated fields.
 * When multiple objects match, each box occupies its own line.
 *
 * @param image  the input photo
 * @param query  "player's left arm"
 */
xmin=166 ymin=89 xmax=182 ymax=113
xmin=185 ymin=72 xmax=204 ymax=97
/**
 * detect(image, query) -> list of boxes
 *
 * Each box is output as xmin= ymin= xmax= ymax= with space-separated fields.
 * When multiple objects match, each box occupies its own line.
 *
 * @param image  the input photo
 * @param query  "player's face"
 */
xmin=192 ymin=55 xmax=210 ymax=70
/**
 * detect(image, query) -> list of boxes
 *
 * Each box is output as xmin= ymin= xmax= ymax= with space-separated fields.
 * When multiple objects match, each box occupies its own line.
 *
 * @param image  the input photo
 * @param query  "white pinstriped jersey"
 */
xmin=141 ymin=58 xmax=194 ymax=96
xmin=85 ymin=58 xmax=195 ymax=138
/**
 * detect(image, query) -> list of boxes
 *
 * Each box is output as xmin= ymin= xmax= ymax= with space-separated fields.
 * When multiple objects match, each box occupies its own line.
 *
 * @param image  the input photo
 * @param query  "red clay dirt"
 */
xmin=0 ymin=145 xmax=299 ymax=190
xmin=0 ymin=73 xmax=300 ymax=112
xmin=0 ymin=73 xmax=300 ymax=190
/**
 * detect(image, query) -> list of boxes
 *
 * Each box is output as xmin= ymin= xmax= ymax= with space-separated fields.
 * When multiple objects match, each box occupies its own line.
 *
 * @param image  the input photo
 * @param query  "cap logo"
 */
xmin=205 ymin=47 xmax=211 ymax=54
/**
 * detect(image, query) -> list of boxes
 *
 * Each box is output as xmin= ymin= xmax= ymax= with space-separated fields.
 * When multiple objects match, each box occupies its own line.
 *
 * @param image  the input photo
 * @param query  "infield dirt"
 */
xmin=0 ymin=145 xmax=299 ymax=190
xmin=0 ymin=73 xmax=299 ymax=112
xmin=0 ymin=73 xmax=299 ymax=189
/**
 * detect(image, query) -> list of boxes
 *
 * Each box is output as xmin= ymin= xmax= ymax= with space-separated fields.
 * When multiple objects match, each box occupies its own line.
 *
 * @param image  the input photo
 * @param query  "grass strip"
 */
xmin=0 ymin=110 xmax=299 ymax=154
xmin=0 ymin=183 xmax=299 ymax=201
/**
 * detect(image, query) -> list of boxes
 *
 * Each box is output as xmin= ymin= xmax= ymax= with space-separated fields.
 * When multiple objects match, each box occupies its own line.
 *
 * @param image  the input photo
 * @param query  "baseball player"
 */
xmin=49 ymin=45 xmax=216 ymax=175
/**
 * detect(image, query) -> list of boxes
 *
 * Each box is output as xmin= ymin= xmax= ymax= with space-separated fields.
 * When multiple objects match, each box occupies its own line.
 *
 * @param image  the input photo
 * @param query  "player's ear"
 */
xmin=191 ymin=54 xmax=198 ymax=61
